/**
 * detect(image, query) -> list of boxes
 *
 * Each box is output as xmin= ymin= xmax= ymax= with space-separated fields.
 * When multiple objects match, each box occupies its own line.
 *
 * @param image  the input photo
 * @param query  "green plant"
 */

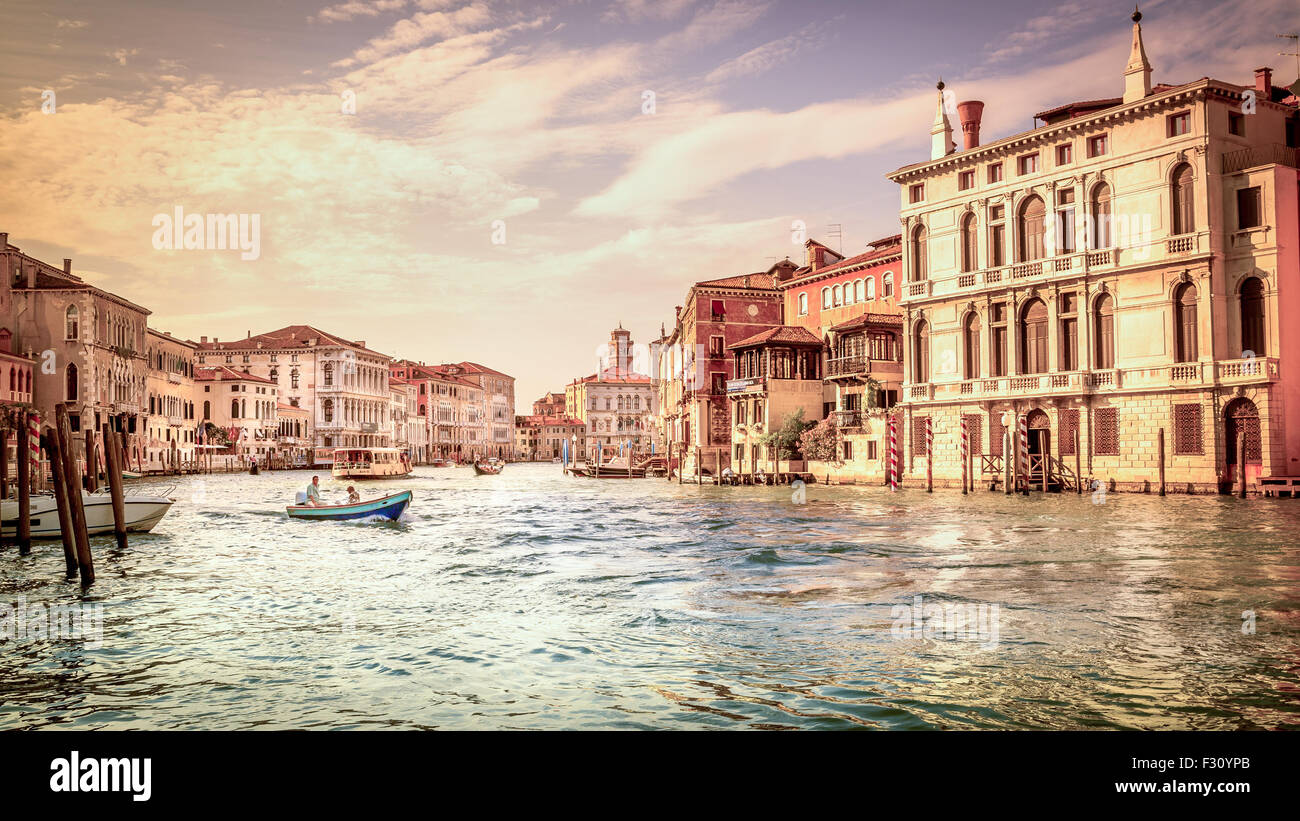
xmin=799 ymin=417 xmax=842 ymax=464
xmin=759 ymin=408 xmax=816 ymax=464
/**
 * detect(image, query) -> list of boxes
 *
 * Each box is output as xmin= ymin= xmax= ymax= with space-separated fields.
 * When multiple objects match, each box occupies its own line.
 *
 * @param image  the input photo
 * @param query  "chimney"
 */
xmin=0 ymin=232 xmax=7 ymax=247
xmin=200 ymin=336 xmax=208 ymax=344
xmin=1255 ymin=66 xmax=1272 ymax=96
xmin=674 ymin=306 xmax=682 ymax=321
xmin=957 ymin=101 xmax=985 ymax=150
xmin=214 ymin=337 xmax=219 ymax=343
xmin=63 ymin=258 xmax=71 ymax=273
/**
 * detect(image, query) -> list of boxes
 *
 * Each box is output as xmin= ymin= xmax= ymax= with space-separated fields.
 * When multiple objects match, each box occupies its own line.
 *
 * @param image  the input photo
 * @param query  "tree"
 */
xmin=799 ymin=417 xmax=842 ymax=464
xmin=759 ymin=408 xmax=816 ymax=473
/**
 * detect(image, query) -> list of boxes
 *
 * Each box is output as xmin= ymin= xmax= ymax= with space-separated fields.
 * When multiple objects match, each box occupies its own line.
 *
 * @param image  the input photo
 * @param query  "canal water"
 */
xmin=2 ymin=463 xmax=1298 ymax=730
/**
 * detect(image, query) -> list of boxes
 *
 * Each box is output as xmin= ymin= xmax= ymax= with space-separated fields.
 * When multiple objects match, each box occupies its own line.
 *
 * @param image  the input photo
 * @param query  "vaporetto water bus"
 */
xmin=331 ymin=447 xmax=413 ymax=480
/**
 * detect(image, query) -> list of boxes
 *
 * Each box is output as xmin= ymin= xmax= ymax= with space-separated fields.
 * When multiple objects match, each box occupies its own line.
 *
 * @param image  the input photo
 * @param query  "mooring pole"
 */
xmin=1237 ymin=430 xmax=1247 ymax=499
xmin=103 ymin=424 xmax=128 ymax=550
xmin=925 ymin=417 xmax=933 ymax=493
xmin=41 ymin=430 xmax=77 ymax=580
xmin=56 ymin=405 xmax=94 ymax=585
xmin=960 ymin=416 xmax=968 ymax=496
xmin=1074 ymin=427 xmax=1082 ymax=494
xmin=1019 ymin=414 xmax=1029 ymax=496
xmin=888 ymin=415 xmax=898 ymax=492
xmin=16 ymin=411 xmax=32 ymax=556
xmin=1158 ymin=427 xmax=1166 ymax=497
xmin=1003 ymin=426 xmax=1012 ymax=495
xmin=84 ymin=426 xmax=98 ymax=493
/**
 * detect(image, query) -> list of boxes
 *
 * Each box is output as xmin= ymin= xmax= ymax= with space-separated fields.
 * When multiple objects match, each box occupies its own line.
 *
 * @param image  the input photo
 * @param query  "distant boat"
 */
xmin=122 ymin=470 xmax=144 ymax=479
xmin=473 ymin=462 xmax=503 ymax=476
xmin=1 ymin=490 xmax=175 ymax=539
xmin=286 ymin=489 xmax=412 ymax=522
xmin=331 ymin=447 xmax=412 ymax=480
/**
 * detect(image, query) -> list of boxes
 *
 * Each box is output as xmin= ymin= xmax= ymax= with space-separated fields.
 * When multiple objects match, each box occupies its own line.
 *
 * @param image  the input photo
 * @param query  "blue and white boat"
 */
xmin=285 ymin=490 xmax=412 ymax=522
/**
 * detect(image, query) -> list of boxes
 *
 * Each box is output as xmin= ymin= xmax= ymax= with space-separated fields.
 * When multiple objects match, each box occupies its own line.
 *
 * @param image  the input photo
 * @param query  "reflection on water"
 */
xmin=2 ymin=463 xmax=1298 ymax=730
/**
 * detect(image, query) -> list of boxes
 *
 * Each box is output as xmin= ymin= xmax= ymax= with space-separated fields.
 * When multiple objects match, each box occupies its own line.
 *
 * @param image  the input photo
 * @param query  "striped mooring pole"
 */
xmin=28 ymin=412 xmax=41 ymax=480
xmin=888 ymin=415 xmax=898 ymax=492
xmin=925 ymin=416 xmax=933 ymax=492
xmin=1018 ymin=413 xmax=1029 ymax=495
xmin=960 ymin=415 xmax=969 ymax=496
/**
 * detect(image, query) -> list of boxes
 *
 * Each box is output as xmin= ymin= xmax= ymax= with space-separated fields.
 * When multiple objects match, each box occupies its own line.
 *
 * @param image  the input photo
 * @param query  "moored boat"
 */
xmin=286 ymin=489 xmax=412 ymax=521
xmin=1 ymin=489 xmax=176 ymax=539
xmin=331 ymin=447 xmax=413 ymax=480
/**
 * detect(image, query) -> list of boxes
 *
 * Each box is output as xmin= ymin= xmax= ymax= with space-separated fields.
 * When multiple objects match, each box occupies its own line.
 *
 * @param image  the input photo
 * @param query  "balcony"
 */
xmin=1222 ymin=143 xmax=1299 ymax=173
xmin=906 ymin=358 xmax=1279 ymax=403
xmin=827 ymin=355 xmax=866 ymax=378
xmin=833 ymin=410 xmax=864 ymax=429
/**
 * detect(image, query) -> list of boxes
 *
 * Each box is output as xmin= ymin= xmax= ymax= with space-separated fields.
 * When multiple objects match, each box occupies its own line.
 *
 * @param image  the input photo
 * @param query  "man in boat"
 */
xmin=305 ymin=475 xmax=322 ymax=507
xmin=346 ymin=486 xmax=360 ymax=504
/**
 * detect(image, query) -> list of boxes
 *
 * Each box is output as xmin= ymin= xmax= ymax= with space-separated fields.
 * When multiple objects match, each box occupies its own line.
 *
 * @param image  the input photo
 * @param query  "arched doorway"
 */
xmin=1026 ymin=408 xmax=1051 ymax=460
xmin=1223 ymin=397 xmax=1261 ymax=487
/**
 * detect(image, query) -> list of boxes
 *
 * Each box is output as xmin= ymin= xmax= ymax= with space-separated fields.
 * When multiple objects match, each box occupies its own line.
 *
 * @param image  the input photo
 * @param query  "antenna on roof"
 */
xmin=826 ymin=223 xmax=843 ymax=254
xmin=1280 ymin=33 xmax=1300 ymax=86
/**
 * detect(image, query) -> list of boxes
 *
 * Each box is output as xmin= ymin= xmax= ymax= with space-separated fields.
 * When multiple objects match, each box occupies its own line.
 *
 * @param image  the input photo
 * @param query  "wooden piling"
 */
xmin=925 ymin=417 xmax=933 ymax=493
xmin=1237 ymin=430 xmax=1247 ymax=499
xmin=695 ymin=446 xmax=700 ymax=485
xmin=56 ymin=405 xmax=94 ymax=585
xmin=41 ymin=430 xmax=78 ymax=580
xmin=103 ymin=424 xmax=128 ymax=550
xmin=1074 ymin=428 xmax=1082 ymax=494
xmin=84 ymin=427 xmax=98 ymax=492
xmin=16 ymin=411 xmax=32 ymax=556
xmin=1003 ymin=428 xmax=1012 ymax=495
xmin=0 ymin=425 xmax=9 ymax=503
xmin=1157 ymin=428 xmax=1166 ymax=497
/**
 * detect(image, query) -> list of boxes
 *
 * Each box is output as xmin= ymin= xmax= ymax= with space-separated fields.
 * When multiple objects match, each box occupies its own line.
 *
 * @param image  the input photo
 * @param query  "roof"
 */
xmin=194 ymin=366 xmax=277 ymax=385
xmin=147 ymin=328 xmax=198 ymax=348
xmin=695 ymin=271 xmax=777 ymax=289
xmin=196 ymin=325 xmax=389 ymax=359
xmin=519 ymin=415 xmax=585 ymax=427
xmin=785 ymin=241 xmax=902 ymax=287
xmin=830 ymin=313 xmax=905 ymax=333
xmin=277 ymin=402 xmax=309 ymax=415
xmin=728 ymin=325 xmax=824 ymax=349
xmin=570 ymin=369 xmax=654 ymax=385
xmin=443 ymin=361 xmax=513 ymax=379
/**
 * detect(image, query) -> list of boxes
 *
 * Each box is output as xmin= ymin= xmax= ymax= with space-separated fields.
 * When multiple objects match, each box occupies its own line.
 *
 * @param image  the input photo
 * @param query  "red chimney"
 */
xmin=1255 ymin=67 xmax=1272 ymax=96
xmin=63 ymin=258 xmax=71 ymax=273
xmin=957 ymin=101 xmax=985 ymax=150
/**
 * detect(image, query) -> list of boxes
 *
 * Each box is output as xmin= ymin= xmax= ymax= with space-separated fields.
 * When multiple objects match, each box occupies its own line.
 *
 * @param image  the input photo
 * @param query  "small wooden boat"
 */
xmin=122 ymin=470 xmax=144 ymax=479
xmin=473 ymin=462 xmax=503 ymax=476
xmin=286 ymin=490 xmax=412 ymax=521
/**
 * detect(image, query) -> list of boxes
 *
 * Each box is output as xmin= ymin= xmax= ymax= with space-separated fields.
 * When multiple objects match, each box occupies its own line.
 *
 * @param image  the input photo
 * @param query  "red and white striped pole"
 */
xmin=1018 ymin=413 xmax=1029 ymax=495
xmin=925 ymin=416 xmax=933 ymax=493
xmin=28 ymin=412 xmax=41 ymax=485
xmin=961 ymin=415 xmax=969 ymax=496
xmin=888 ymin=415 xmax=898 ymax=492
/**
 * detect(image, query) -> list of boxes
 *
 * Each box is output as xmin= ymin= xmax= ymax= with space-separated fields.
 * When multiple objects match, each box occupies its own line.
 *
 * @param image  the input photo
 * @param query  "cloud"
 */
xmin=311 ymin=0 xmax=411 ymax=24
xmin=705 ymin=20 xmax=829 ymax=83
xmin=56 ymin=19 xmax=89 ymax=30
xmin=332 ymin=2 xmax=494 ymax=66
xmin=601 ymin=0 xmax=697 ymax=23
xmin=108 ymin=48 xmax=140 ymax=66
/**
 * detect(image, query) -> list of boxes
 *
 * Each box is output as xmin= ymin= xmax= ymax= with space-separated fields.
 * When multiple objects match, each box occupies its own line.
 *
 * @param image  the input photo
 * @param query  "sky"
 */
xmin=1 ymin=0 xmax=1295 ymax=404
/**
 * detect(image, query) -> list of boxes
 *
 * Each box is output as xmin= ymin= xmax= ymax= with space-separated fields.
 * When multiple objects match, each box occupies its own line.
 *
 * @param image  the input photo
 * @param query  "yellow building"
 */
xmin=887 ymin=11 xmax=1299 ymax=492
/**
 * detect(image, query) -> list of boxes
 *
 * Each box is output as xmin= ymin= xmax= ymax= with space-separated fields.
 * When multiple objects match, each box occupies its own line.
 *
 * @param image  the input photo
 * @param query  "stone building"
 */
xmin=568 ymin=326 xmax=658 ymax=459
xmin=726 ymin=326 xmax=824 ymax=474
xmin=888 ymin=11 xmax=1300 ymax=492
xmin=439 ymin=362 xmax=515 ymax=461
xmin=3 ymin=233 xmax=151 ymax=469
xmin=197 ymin=325 xmax=393 ymax=453
xmin=195 ymin=365 xmax=279 ymax=461
xmin=657 ymin=263 xmax=794 ymax=474
xmin=144 ymin=328 xmax=198 ymax=471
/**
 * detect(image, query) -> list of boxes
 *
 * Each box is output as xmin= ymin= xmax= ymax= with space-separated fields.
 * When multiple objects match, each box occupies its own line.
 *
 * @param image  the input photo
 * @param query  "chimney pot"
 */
xmin=0 ymin=232 xmax=7 ymax=246
xmin=201 ymin=336 xmax=208 ymax=344
xmin=1255 ymin=66 xmax=1272 ymax=95
xmin=956 ymin=100 xmax=985 ymax=150
xmin=63 ymin=258 xmax=71 ymax=273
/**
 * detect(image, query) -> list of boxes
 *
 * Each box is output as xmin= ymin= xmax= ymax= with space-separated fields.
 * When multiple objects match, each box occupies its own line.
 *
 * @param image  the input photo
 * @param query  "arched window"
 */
xmin=1172 ymin=163 xmax=1195 ymax=235
xmin=65 ymin=305 xmax=79 ymax=340
xmin=913 ymin=320 xmax=930 ymax=383
xmin=854 ymin=279 xmax=864 ymax=302
xmin=203 ymin=400 xmax=210 ymax=420
xmin=821 ymin=287 xmax=831 ymax=309
xmin=1019 ymin=298 xmax=1048 ymax=373
xmin=1094 ymin=294 xmax=1115 ymax=369
xmin=961 ymin=213 xmax=978 ymax=273
xmin=323 ymin=398 xmax=334 ymax=423
xmin=883 ymin=272 xmax=894 ymax=298
xmin=633 ymin=395 xmax=641 ymax=410
xmin=798 ymin=292 xmax=808 ymax=315
xmin=231 ymin=399 xmax=240 ymax=419
xmin=24 ymin=371 xmax=31 ymax=393
xmin=1240 ymin=277 xmax=1265 ymax=356
xmin=910 ymin=226 xmax=928 ymax=281
xmin=833 ymin=284 xmax=842 ymax=306
xmin=1175 ymin=282 xmax=1198 ymax=362
xmin=1018 ymin=195 xmax=1046 ymax=261
xmin=323 ymin=363 xmax=333 ymax=386
xmin=1091 ymin=183 xmax=1112 ymax=248
xmin=65 ymin=363 xmax=78 ymax=401
xmin=7 ymin=368 xmax=13 ymax=392
xmin=866 ymin=277 xmax=876 ymax=300
xmin=963 ymin=312 xmax=981 ymax=380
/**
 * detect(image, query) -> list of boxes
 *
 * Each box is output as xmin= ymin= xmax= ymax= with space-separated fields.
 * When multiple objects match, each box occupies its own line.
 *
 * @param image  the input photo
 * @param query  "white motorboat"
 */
xmin=1 ymin=489 xmax=176 ymax=539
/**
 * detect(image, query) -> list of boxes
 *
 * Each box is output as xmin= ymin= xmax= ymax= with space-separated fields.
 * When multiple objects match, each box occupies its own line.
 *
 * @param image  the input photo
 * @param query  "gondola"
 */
xmin=473 ymin=462 xmax=503 ymax=475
